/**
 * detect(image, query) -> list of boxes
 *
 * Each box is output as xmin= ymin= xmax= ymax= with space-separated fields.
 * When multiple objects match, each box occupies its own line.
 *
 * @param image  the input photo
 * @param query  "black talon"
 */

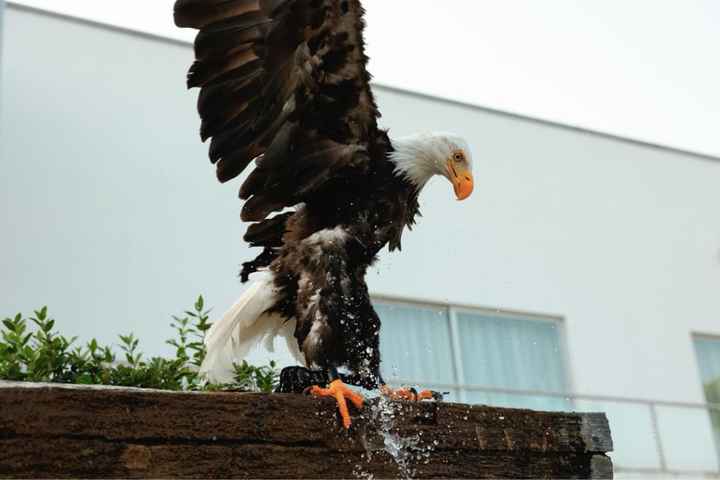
xmin=432 ymin=391 xmax=448 ymax=401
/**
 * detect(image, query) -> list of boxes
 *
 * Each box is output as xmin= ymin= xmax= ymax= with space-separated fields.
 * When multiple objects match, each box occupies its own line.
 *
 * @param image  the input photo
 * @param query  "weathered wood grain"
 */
xmin=0 ymin=381 xmax=613 ymax=479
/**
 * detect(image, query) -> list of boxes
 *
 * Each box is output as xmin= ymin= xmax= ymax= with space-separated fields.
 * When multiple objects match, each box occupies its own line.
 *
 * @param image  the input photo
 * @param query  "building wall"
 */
xmin=2 ymin=5 xmax=720 ymax=412
xmin=0 ymin=0 xmax=4 ymax=96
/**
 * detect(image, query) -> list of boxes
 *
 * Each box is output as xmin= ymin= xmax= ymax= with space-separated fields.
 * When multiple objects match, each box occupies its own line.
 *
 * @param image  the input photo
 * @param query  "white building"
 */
xmin=2 ymin=3 xmax=719 ymax=476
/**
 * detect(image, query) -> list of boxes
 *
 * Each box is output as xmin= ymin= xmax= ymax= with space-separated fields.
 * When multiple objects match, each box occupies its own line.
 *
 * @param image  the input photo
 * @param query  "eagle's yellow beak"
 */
xmin=447 ymin=159 xmax=474 ymax=201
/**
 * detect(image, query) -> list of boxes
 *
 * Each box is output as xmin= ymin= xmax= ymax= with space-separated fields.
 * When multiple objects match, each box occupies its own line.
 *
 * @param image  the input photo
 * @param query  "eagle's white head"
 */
xmin=389 ymin=132 xmax=474 ymax=200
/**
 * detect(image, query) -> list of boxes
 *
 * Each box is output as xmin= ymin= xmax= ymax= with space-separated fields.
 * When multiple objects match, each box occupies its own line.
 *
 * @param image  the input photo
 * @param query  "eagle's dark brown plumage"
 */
xmin=175 ymin=0 xmax=474 ymax=428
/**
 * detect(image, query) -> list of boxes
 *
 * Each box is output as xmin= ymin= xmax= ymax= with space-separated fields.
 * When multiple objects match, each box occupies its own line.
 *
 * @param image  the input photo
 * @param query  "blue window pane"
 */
xmin=375 ymin=302 xmax=455 ymax=385
xmin=693 ymin=336 xmax=720 ymax=460
xmin=695 ymin=337 xmax=720 ymax=404
xmin=456 ymin=312 xmax=567 ymax=394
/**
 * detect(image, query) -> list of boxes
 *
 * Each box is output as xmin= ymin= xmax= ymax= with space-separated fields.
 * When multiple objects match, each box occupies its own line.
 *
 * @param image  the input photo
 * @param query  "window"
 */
xmin=376 ymin=298 xmax=570 ymax=411
xmin=694 ymin=335 xmax=720 ymax=457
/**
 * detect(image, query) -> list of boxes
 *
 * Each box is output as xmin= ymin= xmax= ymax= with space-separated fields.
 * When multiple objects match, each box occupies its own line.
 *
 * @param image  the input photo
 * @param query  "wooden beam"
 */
xmin=0 ymin=381 xmax=613 ymax=479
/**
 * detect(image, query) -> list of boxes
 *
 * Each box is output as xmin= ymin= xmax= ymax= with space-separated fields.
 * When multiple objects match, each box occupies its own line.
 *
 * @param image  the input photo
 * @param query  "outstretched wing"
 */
xmin=175 ymin=0 xmax=386 ymax=222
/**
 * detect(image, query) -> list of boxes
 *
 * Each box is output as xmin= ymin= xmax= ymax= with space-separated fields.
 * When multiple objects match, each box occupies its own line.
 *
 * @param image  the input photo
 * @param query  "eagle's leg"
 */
xmin=277 ymin=366 xmax=378 ymax=393
xmin=380 ymin=384 xmax=441 ymax=401
xmin=306 ymin=367 xmax=364 ymax=429
xmin=276 ymin=366 xmax=329 ymax=393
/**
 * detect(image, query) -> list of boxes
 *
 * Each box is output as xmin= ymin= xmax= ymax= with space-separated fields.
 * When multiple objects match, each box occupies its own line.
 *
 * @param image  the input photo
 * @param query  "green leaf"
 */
xmin=0 ymin=298 xmax=288 ymax=394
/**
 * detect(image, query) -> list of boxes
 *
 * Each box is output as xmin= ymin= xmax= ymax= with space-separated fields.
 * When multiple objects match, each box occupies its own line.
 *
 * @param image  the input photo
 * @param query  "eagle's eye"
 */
xmin=453 ymin=152 xmax=464 ymax=162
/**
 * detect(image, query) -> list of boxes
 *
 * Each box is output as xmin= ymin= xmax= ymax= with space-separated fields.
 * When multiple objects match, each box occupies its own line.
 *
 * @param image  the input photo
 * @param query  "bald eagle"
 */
xmin=174 ymin=0 xmax=474 ymax=428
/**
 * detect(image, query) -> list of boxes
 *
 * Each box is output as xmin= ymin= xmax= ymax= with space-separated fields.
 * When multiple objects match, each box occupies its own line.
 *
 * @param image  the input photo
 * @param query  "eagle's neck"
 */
xmin=388 ymin=133 xmax=449 ymax=191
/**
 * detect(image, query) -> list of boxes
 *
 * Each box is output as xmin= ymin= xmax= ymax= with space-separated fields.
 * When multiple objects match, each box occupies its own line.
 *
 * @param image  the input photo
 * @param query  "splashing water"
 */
xmin=353 ymin=395 xmax=437 ymax=479
xmin=352 ymin=461 xmax=375 ymax=480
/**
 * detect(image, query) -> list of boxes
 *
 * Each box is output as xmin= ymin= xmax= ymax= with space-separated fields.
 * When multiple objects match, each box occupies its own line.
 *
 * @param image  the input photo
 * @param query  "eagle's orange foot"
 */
xmin=306 ymin=379 xmax=364 ymax=429
xmin=380 ymin=385 xmax=439 ymax=401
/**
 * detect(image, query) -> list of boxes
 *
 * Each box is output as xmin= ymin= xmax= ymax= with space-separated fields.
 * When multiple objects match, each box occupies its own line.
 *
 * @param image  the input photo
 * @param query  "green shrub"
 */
xmin=0 ymin=297 xmax=279 ymax=393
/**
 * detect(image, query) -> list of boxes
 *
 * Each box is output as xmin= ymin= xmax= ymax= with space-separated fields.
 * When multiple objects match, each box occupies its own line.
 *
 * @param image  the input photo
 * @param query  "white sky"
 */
xmin=10 ymin=0 xmax=720 ymax=158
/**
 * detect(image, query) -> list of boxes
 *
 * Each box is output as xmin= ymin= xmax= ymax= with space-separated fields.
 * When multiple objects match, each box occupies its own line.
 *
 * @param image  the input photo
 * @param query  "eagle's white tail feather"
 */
xmin=259 ymin=316 xmax=306 ymax=367
xmin=280 ymin=318 xmax=306 ymax=366
xmin=262 ymin=315 xmax=285 ymax=353
xmin=200 ymin=273 xmax=280 ymax=383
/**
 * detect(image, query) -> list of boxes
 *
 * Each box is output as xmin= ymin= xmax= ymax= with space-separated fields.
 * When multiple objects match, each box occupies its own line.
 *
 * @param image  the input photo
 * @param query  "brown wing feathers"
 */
xmin=175 ymin=0 xmax=382 ymax=225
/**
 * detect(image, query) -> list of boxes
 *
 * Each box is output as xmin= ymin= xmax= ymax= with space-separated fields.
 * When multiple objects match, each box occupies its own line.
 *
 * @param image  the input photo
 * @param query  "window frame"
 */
xmin=372 ymin=294 xmax=573 ymax=406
